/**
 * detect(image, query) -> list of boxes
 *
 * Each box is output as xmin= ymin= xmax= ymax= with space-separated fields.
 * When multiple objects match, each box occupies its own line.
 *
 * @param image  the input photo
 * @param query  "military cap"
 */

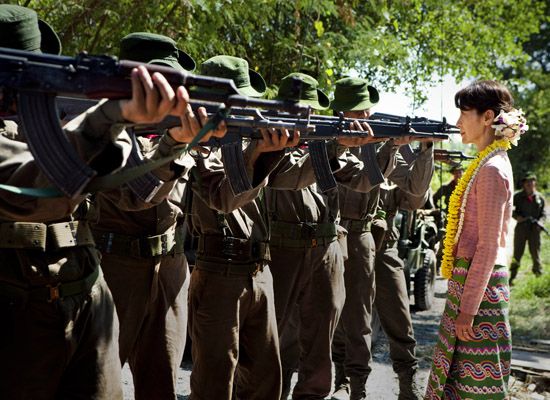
xmin=200 ymin=55 xmax=266 ymax=97
xmin=276 ymin=72 xmax=329 ymax=110
xmin=521 ymin=172 xmax=537 ymax=182
xmin=330 ymin=77 xmax=379 ymax=112
xmin=119 ymin=32 xmax=196 ymax=72
xmin=0 ymin=4 xmax=61 ymax=55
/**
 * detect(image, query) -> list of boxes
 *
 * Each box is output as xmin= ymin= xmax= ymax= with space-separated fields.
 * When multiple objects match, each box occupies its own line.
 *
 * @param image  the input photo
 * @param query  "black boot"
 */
xmin=349 ymin=375 xmax=367 ymax=400
xmin=331 ymin=363 xmax=350 ymax=400
xmin=397 ymin=369 xmax=423 ymax=400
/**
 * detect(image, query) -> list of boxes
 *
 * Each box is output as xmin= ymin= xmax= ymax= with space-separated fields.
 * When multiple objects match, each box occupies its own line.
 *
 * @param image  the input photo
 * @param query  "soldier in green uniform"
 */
xmin=269 ymin=73 xmax=386 ymax=400
xmin=328 ymin=78 xmax=434 ymax=400
xmin=188 ymin=56 xmax=308 ymax=400
xmin=0 ymin=6 xmax=212 ymax=399
xmin=433 ymin=164 xmax=463 ymax=211
xmin=510 ymin=173 xmax=546 ymax=284
xmin=90 ymin=32 xmax=204 ymax=400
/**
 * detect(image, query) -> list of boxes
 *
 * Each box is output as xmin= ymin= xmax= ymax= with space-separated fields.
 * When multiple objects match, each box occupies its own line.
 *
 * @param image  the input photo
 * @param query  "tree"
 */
xmin=14 ymin=0 xmax=545 ymax=98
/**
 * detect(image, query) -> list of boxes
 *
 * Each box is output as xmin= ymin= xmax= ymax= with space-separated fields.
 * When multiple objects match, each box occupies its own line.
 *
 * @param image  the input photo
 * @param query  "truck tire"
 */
xmin=414 ymin=249 xmax=436 ymax=311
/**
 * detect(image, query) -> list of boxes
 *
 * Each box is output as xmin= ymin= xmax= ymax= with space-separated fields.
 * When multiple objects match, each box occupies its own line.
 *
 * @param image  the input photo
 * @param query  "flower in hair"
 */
xmin=492 ymin=108 xmax=528 ymax=146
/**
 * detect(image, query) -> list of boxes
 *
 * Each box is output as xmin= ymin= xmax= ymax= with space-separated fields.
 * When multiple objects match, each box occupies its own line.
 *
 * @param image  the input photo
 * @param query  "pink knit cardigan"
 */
xmin=455 ymin=151 xmax=514 ymax=315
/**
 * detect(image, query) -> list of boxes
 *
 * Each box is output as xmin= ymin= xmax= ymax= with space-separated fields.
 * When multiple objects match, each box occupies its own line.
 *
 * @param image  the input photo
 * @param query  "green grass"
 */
xmin=509 ymin=218 xmax=550 ymax=344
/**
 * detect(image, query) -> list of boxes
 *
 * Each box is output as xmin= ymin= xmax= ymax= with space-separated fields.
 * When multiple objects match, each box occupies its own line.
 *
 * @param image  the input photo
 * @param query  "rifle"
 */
xmin=434 ymin=149 xmax=474 ymax=163
xmin=517 ymin=212 xmax=550 ymax=236
xmin=55 ymin=98 xmax=449 ymax=193
xmin=0 ymin=47 xmax=309 ymax=198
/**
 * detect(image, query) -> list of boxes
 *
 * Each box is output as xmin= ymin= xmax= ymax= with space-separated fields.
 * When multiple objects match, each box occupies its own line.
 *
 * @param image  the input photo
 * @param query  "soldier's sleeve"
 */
xmin=389 ymin=142 xmax=434 ymax=196
xmin=193 ymin=141 xmax=284 ymax=213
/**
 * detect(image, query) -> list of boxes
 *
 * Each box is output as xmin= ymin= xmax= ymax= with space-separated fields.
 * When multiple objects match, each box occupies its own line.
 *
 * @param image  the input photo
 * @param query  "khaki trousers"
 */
xmin=332 ymin=231 xmax=376 ymax=378
xmin=188 ymin=265 xmax=281 ymax=400
xmin=0 ymin=259 xmax=122 ymax=399
xmin=101 ymin=252 xmax=189 ymax=400
xmin=271 ymin=240 xmax=346 ymax=400
xmin=374 ymin=245 xmax=417 ymax=373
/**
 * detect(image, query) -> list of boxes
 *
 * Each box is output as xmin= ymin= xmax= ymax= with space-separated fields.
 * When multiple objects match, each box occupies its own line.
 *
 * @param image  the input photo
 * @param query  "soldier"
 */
xmin=329 ymin=78 xmax=434 ymax=400
xmin=268 ymin=73 xmax=381 ymax=400
xmin=433 ymin=164 xmax=463 ymax=211
xmin=90 ymin=32 xmax=204 ymax=400
xmin=188 ymin=55 xmax=303 ymax=400
xmin=0 ymin=5 xmax=210 ymax=399
xmin=510 ymin=173 xmax=546 ymax=284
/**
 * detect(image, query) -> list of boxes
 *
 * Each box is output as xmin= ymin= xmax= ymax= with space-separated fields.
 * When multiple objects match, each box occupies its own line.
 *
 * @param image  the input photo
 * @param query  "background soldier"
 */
xmin=433 ymin=164 xmax=463 ymax=211
xmin=510 ymin=173 xmax=546 ymax=285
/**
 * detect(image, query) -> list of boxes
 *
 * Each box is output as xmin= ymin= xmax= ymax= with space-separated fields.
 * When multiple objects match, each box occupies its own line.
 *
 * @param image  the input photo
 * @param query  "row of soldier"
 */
xmin=0 ymin=5 xmax=438 ymax=400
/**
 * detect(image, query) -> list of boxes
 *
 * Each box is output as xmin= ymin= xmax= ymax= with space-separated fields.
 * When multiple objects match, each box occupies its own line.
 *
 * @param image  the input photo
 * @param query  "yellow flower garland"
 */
xmin=440 ymin=139 xmax=511 ymax=279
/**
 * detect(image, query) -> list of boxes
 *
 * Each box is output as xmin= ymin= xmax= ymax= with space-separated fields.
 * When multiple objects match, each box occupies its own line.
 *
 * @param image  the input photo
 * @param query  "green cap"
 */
xmin=521 ymin=172 xmax=537 ymax=182
xmin=276 ymin=72 xmax=329 ymax=110
xmin=0 ymin=4 xmax=61 ymax=55
xmin=200 ymin=55 xmax=266 ymax=97
xmin=119 ymin=32 xmax=195 ymax=72
xmin=330 ymin=77 xmax=379 ymax=111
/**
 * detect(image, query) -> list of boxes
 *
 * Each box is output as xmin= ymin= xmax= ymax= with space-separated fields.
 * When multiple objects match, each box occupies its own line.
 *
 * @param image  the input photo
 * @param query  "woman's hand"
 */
xmin=455 ymin=311 xmax=476 ymax=341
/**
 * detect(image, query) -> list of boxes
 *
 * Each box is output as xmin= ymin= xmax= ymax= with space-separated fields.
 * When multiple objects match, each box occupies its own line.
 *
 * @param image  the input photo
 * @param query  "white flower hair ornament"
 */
xmin=492 ymin=108 xmax=529 ymax=146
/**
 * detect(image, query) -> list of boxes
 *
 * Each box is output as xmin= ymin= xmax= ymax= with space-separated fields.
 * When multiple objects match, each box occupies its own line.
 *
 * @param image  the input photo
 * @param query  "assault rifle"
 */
xmin=54 ymin=97 xmax=450 ymax=193
xmin=434 ymin=149 xmax=474 ymax=163
xmin=0 ymin=47 xmax=309 ymax=198
xmin=517 ymin=212 xmax=549 ymax=236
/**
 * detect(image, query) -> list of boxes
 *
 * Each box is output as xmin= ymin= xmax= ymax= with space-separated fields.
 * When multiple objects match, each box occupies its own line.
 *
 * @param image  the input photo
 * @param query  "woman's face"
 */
xmin=456 ymin=108 xmax=489 ymax=145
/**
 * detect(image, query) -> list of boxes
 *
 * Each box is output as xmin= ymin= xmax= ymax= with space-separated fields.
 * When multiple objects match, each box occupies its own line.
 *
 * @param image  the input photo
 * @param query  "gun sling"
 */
xmin=0 ymin=267 xmax=100 ymax=303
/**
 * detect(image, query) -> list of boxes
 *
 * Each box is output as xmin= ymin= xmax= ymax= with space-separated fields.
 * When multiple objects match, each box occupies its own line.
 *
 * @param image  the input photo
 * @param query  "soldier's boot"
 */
xmin=397 ymin=369 xmax=423 ymax=400
xmin=280 ymin=369 xmax=293 ymax=400
xmin=331 ymin=363 xmax=350 ymax=400
xmin=349 ymin=375 xmax=368 ymax=400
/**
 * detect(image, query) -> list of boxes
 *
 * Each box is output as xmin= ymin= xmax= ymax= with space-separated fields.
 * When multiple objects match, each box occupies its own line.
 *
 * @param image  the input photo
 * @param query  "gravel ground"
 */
xmin=122 ymin=277 xmax=449 ymax=399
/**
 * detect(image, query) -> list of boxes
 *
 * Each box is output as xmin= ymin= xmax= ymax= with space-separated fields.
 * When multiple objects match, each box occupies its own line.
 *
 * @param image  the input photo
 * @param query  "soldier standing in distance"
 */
xmin=510 ymin=173 xmax=546 ymax=285
xmin=433 ymin=164 xmax=463 ymax=211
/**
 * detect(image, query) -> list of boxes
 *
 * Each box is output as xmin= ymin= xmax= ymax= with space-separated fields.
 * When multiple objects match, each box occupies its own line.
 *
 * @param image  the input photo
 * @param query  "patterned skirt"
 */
xmin=425 ymin=258 xmax=512 ymax=399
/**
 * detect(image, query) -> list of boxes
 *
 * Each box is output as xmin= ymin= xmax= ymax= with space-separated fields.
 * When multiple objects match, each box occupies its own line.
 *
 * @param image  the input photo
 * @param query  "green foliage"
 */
xmin=11 ymin=0 xmax=546 ymax=97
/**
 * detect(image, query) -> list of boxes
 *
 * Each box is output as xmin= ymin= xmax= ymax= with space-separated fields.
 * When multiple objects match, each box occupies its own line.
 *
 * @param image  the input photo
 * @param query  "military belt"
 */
xmin=197 ymin=235 xmax=270 ymax=263
xmin=341 ymin=218 xmax=372 ymax=233
xmin=0 ymin=267 xmax=100 ymax=303
xmin=270 ymin=221 xmax=337 ymax=248
xmin=93 ymin=225 xmax=185 ymax=258
xmin=194 ymin=259 xmax=264 ymax=277
xmin=0 ymin=221 xmax=95 ymax=252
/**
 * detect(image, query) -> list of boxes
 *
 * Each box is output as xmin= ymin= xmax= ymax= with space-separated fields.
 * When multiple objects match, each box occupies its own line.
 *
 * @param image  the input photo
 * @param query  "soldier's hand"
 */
xmin=167 ymin=88 xmax=226 ymax=144
xmin=120 ymin=66 xmax=177 ymax=124
xmin=337 ymin=120 xmax=378 ymax=147
xmin=256 ymin=127 xmax=300 ymax=153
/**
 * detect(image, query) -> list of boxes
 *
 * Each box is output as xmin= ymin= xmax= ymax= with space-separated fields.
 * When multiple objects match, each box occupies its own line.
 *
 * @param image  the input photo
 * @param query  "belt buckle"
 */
xmin=47 ymin=283 xmax=60 ymax=302
xmin=311 ymin=238 xmax=318 ymax=247
xmin=222 ymin=237 xmax=240 ymax=258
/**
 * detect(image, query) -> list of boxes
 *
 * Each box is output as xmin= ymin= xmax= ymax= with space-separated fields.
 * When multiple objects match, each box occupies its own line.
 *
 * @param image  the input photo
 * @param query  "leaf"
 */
xmin=314 ymin=20 xmax=325 ymax=37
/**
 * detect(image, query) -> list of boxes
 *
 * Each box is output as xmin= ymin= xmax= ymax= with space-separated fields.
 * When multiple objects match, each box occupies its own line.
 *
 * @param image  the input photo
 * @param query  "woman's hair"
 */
xmin=454 ymin=80 xmax=514 ymax=116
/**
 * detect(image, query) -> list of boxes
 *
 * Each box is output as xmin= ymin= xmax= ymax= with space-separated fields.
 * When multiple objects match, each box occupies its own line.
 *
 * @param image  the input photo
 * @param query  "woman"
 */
xmin=425 ymin=80 xmax=528 ymax=399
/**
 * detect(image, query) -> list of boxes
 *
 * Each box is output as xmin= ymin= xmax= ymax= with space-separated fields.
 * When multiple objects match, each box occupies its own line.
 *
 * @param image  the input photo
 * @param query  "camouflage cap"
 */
xmin=521 ymin=172 xmax=537 ymax=182
xmin=276 ymin=72 xmax=329 ymax=110
xmin=119 ymin=32 xmax=196 ymax=72
xmin=0 ymin=4 xmax=61 ymax=54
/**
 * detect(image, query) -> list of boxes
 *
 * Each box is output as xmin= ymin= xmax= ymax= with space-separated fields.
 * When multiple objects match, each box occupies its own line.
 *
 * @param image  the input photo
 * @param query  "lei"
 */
xmin=440 ymin=139 xmax=511 ymax=279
